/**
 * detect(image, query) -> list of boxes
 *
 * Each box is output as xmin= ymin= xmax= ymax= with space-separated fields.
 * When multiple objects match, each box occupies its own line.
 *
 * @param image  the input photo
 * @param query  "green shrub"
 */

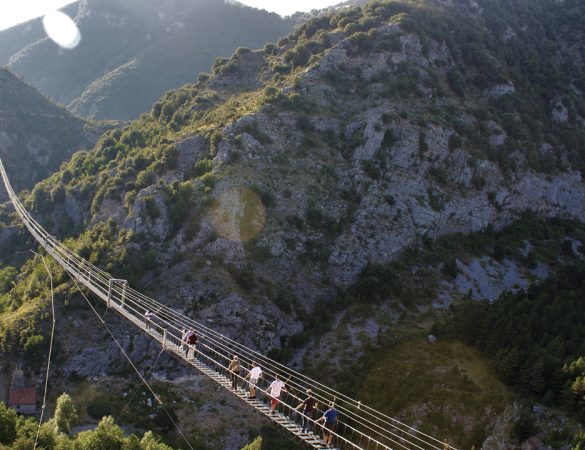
xmin=86 ymin=399 xmax=113 ymax=419
xmin=353 ymin=263 xmax=402 ymax=302
xmin=136 ymin=167 xmax=156 ymax=189
xmin=197 ymin=72 xmax=210 ymax=83
xmin=442 ymin=257 xmax=458 ymax=279
xmin=447 ymin=68 xmax=466 ymax=97
xmin=192 ymin=158 xmax=213 ymax=177
xmin=143 ymin=196 xmax=160 ymax=220
xmin=449 ymin=134 xmax=463 ymax=150
xmin=263 ymin=43 xmax=276 ymax=55
xmin=234 ymin=47 xmax=251 ymax=56
xmin=240 ymin=121 xmax=272 ymax=145
xmin=249 ymin=184 xmax=275 ymax=208
xmin=381 ymin=129 xmax=397 ymax=148
xmin=429 ymin=165 xmax=448 ymax=184
xmin=296 ymin=115 xmax=314 ymax=132
xmin=361 ymin=160 xmax=382 ymax=180
xmin=283 ymin=46 xmax=311 ymax=67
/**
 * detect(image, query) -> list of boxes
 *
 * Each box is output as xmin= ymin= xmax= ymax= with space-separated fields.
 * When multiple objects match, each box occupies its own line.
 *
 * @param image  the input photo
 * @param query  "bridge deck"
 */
xmin=123 ymin=309 xmax=331 ymax=449
xmin=0 ymin=157 xmax=455 ymax=450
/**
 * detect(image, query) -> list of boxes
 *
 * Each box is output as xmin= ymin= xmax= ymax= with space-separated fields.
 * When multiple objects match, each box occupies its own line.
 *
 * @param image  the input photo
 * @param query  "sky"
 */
xmin=0 ymin=0 xmax=342 ymax=31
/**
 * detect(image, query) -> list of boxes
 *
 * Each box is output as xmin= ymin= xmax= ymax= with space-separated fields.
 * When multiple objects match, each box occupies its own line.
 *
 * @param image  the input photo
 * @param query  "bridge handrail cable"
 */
xmin=0 ymin=159 xmax=455 ymax=450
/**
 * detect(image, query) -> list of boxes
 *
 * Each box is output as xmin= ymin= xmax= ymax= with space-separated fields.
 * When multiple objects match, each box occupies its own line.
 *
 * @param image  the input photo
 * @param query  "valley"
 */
xmin=1 ymin=0 xmax=585 ymax=448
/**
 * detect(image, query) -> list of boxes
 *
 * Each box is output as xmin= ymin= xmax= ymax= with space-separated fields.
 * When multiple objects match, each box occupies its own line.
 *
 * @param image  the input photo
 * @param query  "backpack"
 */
xmin=187 ymin=333 xmax=197 ymax=345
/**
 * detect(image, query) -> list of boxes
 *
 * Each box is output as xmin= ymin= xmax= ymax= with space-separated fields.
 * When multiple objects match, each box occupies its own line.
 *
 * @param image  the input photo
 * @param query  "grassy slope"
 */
xmin=357 ymin=338 xmax=509 ymax=449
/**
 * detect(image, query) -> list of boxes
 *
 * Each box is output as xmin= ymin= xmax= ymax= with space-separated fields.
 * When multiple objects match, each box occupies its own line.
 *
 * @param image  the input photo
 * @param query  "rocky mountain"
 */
xmin=2 ymin=0 xmax=585 ymax=448
xmin=0 ymin=68 xmax=108 ymax=201
xmin=0 ymin=0 xmax=296 ymax=120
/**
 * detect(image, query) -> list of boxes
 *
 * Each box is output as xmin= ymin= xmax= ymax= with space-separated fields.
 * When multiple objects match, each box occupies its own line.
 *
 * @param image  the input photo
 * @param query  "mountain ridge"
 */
xmin=0 ymin=68 xmax=111 ymax=201
xmin=1 ymin=0 xmax=585 ymax=447
xmin=0 ymin=0 xmax=297 ymax=120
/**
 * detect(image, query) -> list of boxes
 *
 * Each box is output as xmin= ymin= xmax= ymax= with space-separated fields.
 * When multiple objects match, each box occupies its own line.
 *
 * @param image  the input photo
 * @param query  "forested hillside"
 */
xmin=0 ymin=68 xmax=109 ymax=201
xmin=0 ymin=0 xmax=296 ymax=120
xmin=1 ymin=0 xmax=585 ymax=448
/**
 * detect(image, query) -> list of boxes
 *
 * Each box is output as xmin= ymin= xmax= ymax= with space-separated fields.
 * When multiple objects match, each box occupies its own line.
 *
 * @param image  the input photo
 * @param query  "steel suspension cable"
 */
xmin=33 ymin=252 xmax=56 ymax=450
xmin=107 ymin=282 xmax=444 ymax=449
xmin=0 ymin=159 xmax=454 ymax=450
xmin=67 ymin=273 xmax=194 ymax=450
xmin=16 ymin=193 xmax=443 ymax=450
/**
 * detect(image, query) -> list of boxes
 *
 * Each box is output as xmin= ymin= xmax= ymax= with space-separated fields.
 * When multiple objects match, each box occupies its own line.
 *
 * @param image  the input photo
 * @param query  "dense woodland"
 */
xmin=440 ymin=263 xmax=585 ymax=396
xmin=0 ymin=394 xmax=172 ymax=450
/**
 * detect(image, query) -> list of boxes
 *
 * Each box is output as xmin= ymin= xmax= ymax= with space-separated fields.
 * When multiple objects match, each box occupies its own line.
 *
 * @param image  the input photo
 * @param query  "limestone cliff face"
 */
xmin=38 ymin=0 xmax=585 ymax=364
xmin=4 ymin=1 xmax=585 ymax=447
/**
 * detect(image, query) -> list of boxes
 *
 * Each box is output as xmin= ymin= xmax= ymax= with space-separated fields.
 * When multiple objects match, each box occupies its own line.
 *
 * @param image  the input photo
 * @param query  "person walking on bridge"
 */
xmin=181 ymin=329 xmax=188 ymax=355
xmin=267 ymin=374 xmax=287 ymax=414
xmin=245 ymin=362 xmax=262 ymax=399
xmin=295 ymin=389 xmax=317 ymax=433
xmin=186 ymin=330 xmax=198 ymax=360
xmin=317 ymin=402 xmax=338 ymax=448
xmin=228 ymin=355 xmax=241 ymax=390
xmin=183 ymin=329 xmax=196 ymax=358
xmin=144 ymin=310 xmax=154 ymax=330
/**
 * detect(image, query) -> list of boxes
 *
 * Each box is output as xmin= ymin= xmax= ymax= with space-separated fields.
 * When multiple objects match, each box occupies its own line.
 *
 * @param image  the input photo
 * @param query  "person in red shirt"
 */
xmin=267 ymin=374 xmax=287 ymax=414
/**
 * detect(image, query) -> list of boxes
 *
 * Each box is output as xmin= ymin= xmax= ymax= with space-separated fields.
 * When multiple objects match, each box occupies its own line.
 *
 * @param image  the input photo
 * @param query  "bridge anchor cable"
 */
xmin=0 ymin=158 xmax=457 ymax=450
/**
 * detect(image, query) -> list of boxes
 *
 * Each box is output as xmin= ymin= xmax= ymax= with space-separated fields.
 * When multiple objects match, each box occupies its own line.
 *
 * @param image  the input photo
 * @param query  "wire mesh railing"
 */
xmin=0 ymin=158 xmax=457 ymax=450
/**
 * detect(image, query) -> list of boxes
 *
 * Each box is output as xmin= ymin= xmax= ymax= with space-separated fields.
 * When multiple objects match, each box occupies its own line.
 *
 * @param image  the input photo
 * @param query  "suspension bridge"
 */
xmin=0 ymin=158 xmax=457 ymax=450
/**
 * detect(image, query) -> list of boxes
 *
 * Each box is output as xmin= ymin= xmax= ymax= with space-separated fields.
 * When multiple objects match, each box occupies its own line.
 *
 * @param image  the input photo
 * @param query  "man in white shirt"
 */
xmin=245 ymin=362 xmax=262 ymax=399
xmin=267 ymin=374 xmax=287 ymax=413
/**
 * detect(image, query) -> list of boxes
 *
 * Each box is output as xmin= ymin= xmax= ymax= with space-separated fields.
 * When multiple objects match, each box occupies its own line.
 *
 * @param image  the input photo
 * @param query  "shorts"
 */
xmin=249 ymin=378 xmax=258 ymax=387
xmin=271 ymin=397 xmax=280 ymax=408
xmin=324 ymin=421 xmax=336 ymax=436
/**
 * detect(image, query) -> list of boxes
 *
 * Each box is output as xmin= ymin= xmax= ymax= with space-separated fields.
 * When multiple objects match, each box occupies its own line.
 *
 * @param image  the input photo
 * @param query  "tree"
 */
xmin=0 ymin=267 xmax=17 ymax=293
xmin=55 ymin=433 xmax=75 ymax=450
xmin=9 ymin=437 xmax=34 ymax=450
xmin=75 ymin=416 xmax=125 ymax=450
xmin=573 ymin=432 xmax=585 ymax=450
xmin=0 ymin=402 xmax=17 ymax=445
xmin=54 ymin=393 xmax=78 ymax=435
xmin=241 ymin=436 xmax=262 ymax=450
xmin=11 ymin=422 xmax=56 ymax=449
xmin=125 ymin=435 xmax=141 ymax=450
xmin=140 ymin=431 xmax=172 ymax=450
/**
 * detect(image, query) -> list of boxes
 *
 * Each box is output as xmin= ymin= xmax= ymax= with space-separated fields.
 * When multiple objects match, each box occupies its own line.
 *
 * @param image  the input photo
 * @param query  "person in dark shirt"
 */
xmin=295 ymin=389 xmax=318 ymax=433
xmin=316 ymin=402 xmax=338 ymax=447
xmin=184 ymin=330 xmax=197 ymax=359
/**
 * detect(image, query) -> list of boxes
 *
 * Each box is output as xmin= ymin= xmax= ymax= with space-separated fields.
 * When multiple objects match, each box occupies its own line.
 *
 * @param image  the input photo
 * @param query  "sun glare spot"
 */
xmin=211 ymin=188 xmax=266 ymax=242
xmin=42 ymin=10 xmax=81 ymax=50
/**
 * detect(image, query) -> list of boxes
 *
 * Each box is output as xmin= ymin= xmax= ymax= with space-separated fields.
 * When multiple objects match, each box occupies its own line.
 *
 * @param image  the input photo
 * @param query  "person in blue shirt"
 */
xmin=316 ymin=402 xmax=338 ymax=447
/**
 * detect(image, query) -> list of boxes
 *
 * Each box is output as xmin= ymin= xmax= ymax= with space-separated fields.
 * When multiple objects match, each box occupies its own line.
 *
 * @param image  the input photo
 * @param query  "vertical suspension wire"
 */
xmin=0 ymin=158 xmax=455 ymax=450
xmin=66 ymin=273 xmax=195 ymax=450
xmin=32 ymin=251 xmax=56 ymax=450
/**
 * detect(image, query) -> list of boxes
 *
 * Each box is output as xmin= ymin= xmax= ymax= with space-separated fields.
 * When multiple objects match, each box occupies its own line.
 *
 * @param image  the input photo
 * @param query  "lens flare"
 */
xmin=42 ymin=10 xmax=81 ymax=50
xmin=211 ymin=188 xmax=266 ymax=242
